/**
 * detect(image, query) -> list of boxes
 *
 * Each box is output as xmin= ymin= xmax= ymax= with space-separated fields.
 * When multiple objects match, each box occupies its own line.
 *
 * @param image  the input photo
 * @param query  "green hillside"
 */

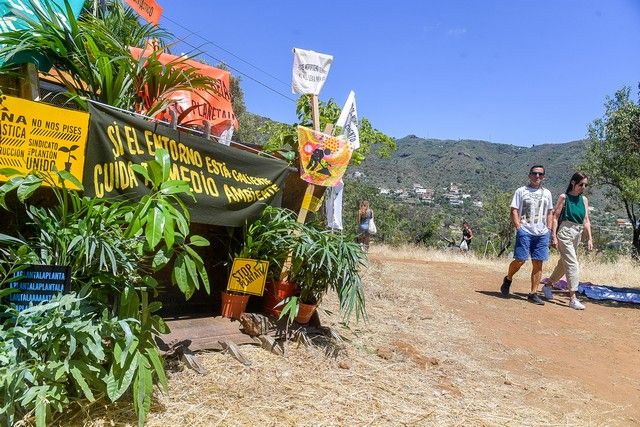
xmin=354 ymin=135 xmax=588 ymax=199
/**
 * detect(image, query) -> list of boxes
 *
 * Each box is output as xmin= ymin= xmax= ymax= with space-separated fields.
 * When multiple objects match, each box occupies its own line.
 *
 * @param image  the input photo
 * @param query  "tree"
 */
xmin=583 ymin=86 xmax=640 ymax=257
xmin=260 ymin=95 xmax=396 ymax=165
xmin=481 ymin=190 xmax=514 ymax=257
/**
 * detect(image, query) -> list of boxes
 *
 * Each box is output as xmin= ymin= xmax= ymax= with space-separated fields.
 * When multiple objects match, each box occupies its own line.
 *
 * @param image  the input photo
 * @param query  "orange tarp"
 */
xmin=130 ymin=47 xmax=238 ymax=135
xmin=125 ymin=0 xmax=163 ymax=26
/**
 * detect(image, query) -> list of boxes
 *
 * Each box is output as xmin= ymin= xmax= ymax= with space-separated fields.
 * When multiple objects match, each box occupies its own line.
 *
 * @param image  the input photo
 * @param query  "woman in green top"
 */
xmin=544 ymin=172 xmax=593 ymax=310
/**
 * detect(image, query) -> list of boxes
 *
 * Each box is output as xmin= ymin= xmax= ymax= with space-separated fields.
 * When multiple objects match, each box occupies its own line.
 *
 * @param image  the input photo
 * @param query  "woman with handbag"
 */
xmin=357 ymin=200 xmax=374 ymax=252
xmin=460 ymin=221 xmax=474 ymax=251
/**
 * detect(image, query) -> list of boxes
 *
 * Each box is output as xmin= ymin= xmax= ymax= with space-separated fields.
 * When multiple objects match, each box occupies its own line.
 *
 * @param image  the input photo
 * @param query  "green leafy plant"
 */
xmin=0 ymin=149 xmax=209 ymax=426
xmin=0 ymin=0 xmax=219 ymax=115
xmin=242 ymin=207 xmax=367 ymax=325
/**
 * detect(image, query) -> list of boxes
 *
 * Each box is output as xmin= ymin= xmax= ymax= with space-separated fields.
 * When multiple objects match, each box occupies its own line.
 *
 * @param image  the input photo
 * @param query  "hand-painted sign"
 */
xmin=0 ymin=95 xmax=89 ymax=189
xmin=85 ymin=103 xmax=290 ymax=227
xmin=124 ymin=0 xmax=162 ymax=26
xmin=297 ymin=126 xmax=352 ymax=187
xmin=227 ymin=258 xmax=268 ymax=296
xmin=291 ymin=48 xmax=333 ymax=95
xmin=0 ymin=0 xmax=85 ymax=69
xmin=130 ymin=47 xmax=238 ymax=136
xmin=6 ymin=265 xmax=71 ymax=312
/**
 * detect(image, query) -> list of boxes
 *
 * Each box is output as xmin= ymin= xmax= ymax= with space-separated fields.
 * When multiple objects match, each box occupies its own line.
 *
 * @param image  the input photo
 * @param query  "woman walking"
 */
xmin=544 ymin=172 xmax=593 ymax=310
xmin=461 ymin=221 xmax=474 ymax=251
xmin=357 ymin=200 xmax=374 ymax=252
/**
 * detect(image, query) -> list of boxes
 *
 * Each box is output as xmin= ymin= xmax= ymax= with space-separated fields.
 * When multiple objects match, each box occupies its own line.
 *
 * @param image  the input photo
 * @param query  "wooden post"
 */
xmin=280 ymin=96 xmax=325 ymax=280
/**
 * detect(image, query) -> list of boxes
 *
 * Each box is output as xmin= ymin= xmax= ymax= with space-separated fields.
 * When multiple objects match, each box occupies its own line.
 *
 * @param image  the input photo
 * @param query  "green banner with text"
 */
xmin=84 ymin=103 xmax=290 ymax=227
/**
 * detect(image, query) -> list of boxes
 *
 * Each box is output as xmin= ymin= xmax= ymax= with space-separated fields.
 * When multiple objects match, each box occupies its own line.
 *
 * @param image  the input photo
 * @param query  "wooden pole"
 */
xmin=280 ymin=95 xmax=324 ymax=280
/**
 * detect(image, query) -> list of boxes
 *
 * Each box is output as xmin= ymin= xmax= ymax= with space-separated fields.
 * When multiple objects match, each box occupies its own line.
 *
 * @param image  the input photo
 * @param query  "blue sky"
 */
xmin=160 ymin=1 xmax=640 ymax=146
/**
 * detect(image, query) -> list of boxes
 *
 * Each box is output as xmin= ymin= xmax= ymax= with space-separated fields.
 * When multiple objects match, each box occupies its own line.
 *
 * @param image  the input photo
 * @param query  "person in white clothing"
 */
xmin=500 ymin=165 xmax=554 ymax=305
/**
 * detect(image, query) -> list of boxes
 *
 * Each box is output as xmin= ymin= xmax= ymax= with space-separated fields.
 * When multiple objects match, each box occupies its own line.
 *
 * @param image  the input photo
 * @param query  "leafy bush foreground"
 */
xmin=0 ymin=149 xmax=209 ymax=426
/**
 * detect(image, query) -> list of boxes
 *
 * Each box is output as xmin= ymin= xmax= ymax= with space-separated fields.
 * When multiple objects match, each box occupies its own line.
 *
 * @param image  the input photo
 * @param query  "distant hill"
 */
xmin=353 ymin=135 xmax=589 ymax=200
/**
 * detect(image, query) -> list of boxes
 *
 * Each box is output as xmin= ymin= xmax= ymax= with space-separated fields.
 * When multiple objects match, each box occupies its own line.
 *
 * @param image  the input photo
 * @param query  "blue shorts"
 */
xmin=513 ymin=228 xmax=550 ymax=261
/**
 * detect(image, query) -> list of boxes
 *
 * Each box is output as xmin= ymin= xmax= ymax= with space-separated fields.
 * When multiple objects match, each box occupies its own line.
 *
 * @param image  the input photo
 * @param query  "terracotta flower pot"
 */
xmin=295 ymin=302 xmax=316 ymax=324
xmin=220 ymin=291 xmax=249 ymax=319
xmin=262 ymin=279 xmax=297 ymax=317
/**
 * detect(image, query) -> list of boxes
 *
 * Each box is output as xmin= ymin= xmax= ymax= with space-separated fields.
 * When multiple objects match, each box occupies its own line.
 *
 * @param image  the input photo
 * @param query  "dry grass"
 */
xmin=375 ymin=244 xmax=640 ymax=287
xmin=58 ymin=244 xmax=637 ymax=426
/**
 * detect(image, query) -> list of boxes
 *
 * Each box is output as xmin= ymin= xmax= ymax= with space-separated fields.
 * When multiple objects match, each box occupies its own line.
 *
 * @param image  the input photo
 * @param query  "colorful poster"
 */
xmin=297 ymin=126 xmax=351 ymax=187
xmin=85 ymin=103 xmax=290 ymax=227
xmin=291 ymin=48 xmax=333 ymax=95
xmin=0 ymin=0 xmax=85 ymax=69
xmin=124 ymin=0 xmax=162 ymax=26
xmin=336 ymin=90 xmax=360 ymax=150
xmin=130 ymin=47 xmax=238 ymax=136
xmin=0 ymin=95 xmax=89 ymax=190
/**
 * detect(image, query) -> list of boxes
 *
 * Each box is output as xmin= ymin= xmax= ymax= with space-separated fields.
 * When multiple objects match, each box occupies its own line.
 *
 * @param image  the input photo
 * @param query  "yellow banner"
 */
xmin=0 ymin=95 xmax=89 ymax=189
xmin=227 ymin=258 xmax=269 ymax=296
xmin=297 ymin=126 xmax=351 ymax=187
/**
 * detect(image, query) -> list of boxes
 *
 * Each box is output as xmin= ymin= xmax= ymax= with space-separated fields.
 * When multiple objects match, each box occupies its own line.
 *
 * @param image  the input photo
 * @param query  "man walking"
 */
xmin=500 ymin=165 xmax=554 ymax=305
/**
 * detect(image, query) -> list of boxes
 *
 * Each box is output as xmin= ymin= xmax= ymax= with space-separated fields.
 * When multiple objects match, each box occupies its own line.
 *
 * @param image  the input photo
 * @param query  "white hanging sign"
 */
xmin=291 ymin=48 xmax=333 ymax=95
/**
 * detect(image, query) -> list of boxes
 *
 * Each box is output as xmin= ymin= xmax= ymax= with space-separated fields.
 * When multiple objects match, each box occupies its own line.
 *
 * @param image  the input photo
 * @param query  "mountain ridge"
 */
xmin=354 ymin=135 xmax=588 ymax=200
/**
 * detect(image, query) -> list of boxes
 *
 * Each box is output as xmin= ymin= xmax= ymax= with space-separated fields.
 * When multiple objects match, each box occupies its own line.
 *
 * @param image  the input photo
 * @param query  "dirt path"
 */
xmin=69 ymin=250 xmax=640 ymax=426
xmin=371 ymin=253 xmax=640 ymax=424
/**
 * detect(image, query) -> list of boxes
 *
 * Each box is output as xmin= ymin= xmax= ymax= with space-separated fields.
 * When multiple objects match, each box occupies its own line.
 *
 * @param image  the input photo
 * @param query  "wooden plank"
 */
xmin=158 ymin=316 xmax=260 ymax=354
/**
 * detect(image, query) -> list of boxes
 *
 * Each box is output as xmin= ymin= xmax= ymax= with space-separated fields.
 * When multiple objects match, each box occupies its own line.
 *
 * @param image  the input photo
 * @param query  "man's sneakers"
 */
xmin=569 ymin=298 xmax=586 ymax=310
xmin=542 ymin=285 xmax=554 ymax=301
xmin=500 ymin=276 xmax=512 ymax=297
xmin=527 ymin=293 xmax=545 ymax=305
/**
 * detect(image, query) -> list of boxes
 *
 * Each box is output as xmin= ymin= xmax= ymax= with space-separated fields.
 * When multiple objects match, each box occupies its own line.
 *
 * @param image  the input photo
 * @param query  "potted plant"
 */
xmin=235 ymin=207 xmax=367 ymax=325
xmin=224 ymin=207 xmax=299 ymax=318
xmin=281 ymin=217 xmax=368 ymax=325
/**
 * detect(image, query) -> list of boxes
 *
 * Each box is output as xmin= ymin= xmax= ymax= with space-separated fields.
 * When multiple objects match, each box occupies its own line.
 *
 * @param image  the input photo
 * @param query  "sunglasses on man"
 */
xmin=529 ymin=172 xmax=545 ymax=177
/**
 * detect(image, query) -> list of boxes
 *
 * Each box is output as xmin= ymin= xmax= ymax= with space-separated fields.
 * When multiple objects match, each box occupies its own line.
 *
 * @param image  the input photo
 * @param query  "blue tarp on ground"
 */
xmin=544 ymin=277 xmax=640 ymax=304
xmin=577 ymin=283 xmax=640 ymax=304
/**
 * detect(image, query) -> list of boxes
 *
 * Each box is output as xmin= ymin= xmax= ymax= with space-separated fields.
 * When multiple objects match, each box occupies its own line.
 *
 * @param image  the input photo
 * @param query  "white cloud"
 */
xmin=447 ymin=27 xmax=467 ymax=37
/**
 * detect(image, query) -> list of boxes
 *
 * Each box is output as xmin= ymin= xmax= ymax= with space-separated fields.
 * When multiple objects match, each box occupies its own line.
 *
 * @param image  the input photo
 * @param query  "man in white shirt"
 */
xmin=500 ymin=165 xmax=554 ymax=305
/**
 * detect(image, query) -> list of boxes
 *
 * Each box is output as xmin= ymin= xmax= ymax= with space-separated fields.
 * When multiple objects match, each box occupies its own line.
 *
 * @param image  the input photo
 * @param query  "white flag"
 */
xmin=325 ymin=180 xmax=344 ymax=230
xmin=291 ymin=48 xmax=333 ymax=95
xmin=336 ymin=90 xmax=359 ymax=150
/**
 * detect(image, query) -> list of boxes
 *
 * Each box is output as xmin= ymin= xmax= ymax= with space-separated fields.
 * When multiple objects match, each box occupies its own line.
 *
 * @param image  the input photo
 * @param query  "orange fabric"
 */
xmin=130 ymin=47 xmax=238 ymax=134
xmin=125 ymin=0 xmax=163 ymax=26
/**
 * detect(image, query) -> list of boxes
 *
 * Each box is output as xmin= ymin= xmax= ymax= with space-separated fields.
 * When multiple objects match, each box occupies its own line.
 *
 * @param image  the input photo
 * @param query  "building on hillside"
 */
xmin=616 ymin=218 xmax=632 ymax=228
xmin=449 ymin=183 xmax=461 ymax=194
xmin=379 ymin=188 xmax=390 ymax=195
xmin=473 ymin=200 xmax=483 ymax=208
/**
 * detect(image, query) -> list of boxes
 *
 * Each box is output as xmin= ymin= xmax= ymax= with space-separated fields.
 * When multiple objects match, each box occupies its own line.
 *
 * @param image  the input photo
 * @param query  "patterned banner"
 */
xmin=297 ymin=126 xmax=351 ymax=187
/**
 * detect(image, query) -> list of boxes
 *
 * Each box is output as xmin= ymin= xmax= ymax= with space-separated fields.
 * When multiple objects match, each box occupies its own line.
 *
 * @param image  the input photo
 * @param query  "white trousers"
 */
xmin=549 ymin=221 xmax=583 ymax=292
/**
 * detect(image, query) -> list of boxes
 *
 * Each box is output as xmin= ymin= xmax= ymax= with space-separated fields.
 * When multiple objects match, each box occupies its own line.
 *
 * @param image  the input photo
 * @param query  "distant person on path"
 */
xmin=357 ymin=200 xmax=374 ymax=252
xmin=460 ymin=221 xmax=474 ymax=251
xmin=500 ymin=165 xmax=554 ymax=305
xmin=542 ymin=172 xmax=593 ymax=310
